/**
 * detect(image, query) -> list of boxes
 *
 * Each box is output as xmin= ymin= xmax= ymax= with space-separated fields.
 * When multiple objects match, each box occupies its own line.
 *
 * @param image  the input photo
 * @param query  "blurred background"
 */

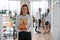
xmin=0 ymin=0 xmax=60 ymax=40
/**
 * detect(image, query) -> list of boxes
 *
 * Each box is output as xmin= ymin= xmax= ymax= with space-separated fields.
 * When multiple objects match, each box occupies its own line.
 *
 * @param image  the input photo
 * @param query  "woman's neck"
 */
xmin=22 ymin=14 xmax=27 ymax=16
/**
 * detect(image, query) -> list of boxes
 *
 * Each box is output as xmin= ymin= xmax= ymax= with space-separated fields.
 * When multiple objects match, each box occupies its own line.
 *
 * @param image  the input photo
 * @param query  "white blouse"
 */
xmin=46 ymin=13 xmax=51 ymax=23
xmin=36 ymin=12 xmax=41 ymax=20
xmin=15 ymin=14 xmax=33 ymax=32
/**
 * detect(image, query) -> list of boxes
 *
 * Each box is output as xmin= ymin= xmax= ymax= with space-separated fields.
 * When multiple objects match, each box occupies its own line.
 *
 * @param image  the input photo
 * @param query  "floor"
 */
xmin=31 ymin=27 xmax=53 ymax=40
xmin=3 ymin=27 xmax=53 ymax=40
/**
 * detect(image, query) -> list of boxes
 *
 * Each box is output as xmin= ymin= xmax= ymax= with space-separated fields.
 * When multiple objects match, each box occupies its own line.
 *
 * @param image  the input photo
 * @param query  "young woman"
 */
xmin=35 ymin=8 xmax=42 ymax=33
xmin=44 ymin=9 xmax=51 ymax=34
xmin=15 ymin=4 xmax=33 ymax=40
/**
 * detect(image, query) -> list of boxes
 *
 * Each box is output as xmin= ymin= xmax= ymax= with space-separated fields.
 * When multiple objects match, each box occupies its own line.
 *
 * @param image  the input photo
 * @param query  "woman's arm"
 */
xmin=29 ymin=16 xmax=33 ymax=31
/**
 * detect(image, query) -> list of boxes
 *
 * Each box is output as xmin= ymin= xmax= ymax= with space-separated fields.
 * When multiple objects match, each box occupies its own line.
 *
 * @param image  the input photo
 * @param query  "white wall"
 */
xmin=0 ymin=14 xmax=3 ymax=40
xmin=57 ymin=0 xmax=60 ymax=40
xmin=51 ymin=0 xmax=60 ymax=40
xmin=0 ymin=0 xmax=8 ymax=10
xmin=20 ymin=0 xmax=30 ymax=8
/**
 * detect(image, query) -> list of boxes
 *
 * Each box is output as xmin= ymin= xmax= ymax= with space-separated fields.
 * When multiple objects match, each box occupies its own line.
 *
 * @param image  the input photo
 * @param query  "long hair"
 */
xmin=20 ymin=4 xmax=30 ymax=15
xmin=47 ymin=9 xmax=50 ymax=13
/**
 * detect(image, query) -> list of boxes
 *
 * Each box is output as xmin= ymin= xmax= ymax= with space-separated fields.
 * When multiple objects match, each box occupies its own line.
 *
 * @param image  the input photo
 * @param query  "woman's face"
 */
xmin=22 ymin=6 xmax=28 ymax=15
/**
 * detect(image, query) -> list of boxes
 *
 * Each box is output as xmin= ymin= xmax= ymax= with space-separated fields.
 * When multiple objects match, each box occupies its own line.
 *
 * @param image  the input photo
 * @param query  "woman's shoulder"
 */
xmin=16 ymin=14 xmax=32 ymax=18
xmin=26 ymin=14 xmax=32 ymax=17
xmin=26 ymin=14 xmax=32 ymax=19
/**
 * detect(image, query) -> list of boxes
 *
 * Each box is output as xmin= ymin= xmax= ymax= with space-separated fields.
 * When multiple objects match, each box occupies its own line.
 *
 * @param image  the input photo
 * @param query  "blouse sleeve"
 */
xmin=29 ymin=16 xmax=33 ymax=31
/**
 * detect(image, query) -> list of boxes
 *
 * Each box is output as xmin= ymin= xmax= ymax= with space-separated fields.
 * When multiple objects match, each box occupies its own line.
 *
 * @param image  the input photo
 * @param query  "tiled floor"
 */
xmin=3 ymin=27 xmax=53 ymax=40
xmin=32 ymin=32 xmax=53 ymax=40
xmin=31 ymin=27 xmax=53 ymax=40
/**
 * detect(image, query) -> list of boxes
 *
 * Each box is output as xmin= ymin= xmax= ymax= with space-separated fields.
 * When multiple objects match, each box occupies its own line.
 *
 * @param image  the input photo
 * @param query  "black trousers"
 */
xmin=18 ymin=32 xmax=31 ymax=40
xmin=45 ymin=21 xmax=49 ymax=25
xmin=39 ymin=19 xmax=41 ymax=27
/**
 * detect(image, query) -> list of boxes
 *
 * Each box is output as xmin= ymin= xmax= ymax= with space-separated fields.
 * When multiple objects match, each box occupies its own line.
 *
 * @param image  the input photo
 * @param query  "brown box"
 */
xmin=19 ymin=18 xmax=28 ymax=30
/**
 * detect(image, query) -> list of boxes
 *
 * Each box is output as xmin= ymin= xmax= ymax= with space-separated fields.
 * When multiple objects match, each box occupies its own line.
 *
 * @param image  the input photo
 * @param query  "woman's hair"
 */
xmin=39 ymin=8 xmax=42 ymax=11
xmin=20 ymin=4 xmax=30 ymax=15
xmin=47 ymin=9 xmax=50 ymax=13
xmin=45 ymin=9 xmax=50 ymax=17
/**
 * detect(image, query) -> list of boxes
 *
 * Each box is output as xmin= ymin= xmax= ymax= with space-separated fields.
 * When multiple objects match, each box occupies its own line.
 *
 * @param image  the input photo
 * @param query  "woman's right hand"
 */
xmin=19 ymin=24 xmax=28 ymax=32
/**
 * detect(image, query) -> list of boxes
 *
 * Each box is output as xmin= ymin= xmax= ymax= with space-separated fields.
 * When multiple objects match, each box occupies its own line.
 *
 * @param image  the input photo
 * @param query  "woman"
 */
xmin=43 ymin=9 xmax=51 ymax=34
xmin=35 ymin=8 xmax=42 ymax=33
xmin=15 ymin=4 xmax=33 ymax=40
